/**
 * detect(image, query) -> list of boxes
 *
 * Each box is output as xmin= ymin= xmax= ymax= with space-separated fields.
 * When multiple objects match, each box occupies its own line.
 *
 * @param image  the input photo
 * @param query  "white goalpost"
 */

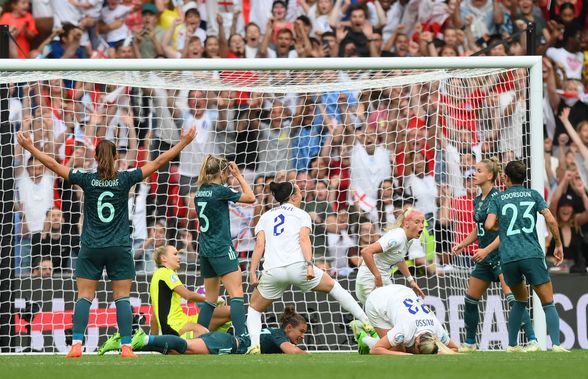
xmin=0 ymin=57 xmax=545 ymax=352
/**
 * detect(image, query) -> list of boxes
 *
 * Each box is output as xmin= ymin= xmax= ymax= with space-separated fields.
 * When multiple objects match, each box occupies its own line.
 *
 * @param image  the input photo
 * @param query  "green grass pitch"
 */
xmin=2 ymin=351 xmax=587 ymax=379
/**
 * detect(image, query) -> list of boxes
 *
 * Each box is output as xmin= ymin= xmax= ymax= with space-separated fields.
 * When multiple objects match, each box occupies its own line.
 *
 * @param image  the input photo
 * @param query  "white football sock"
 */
xmin=363 ymin=336 xmax=378 ymax=349
xmin=329 ymin=282 xmax=369 ymax=324
xmin=247 ymin=306 xmax=262 ymax=347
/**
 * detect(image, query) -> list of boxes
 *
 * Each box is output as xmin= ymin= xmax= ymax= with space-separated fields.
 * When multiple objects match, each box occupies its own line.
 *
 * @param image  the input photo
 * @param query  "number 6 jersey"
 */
xmin=255 ymin=204 xmax=312 ymax=270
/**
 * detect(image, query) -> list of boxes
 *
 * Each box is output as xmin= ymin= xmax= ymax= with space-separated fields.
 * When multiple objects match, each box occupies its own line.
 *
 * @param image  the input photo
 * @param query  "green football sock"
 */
xmin=145 ymin=335 xmax=187 ymax=354
xmin=72 ymin=298 xmax=92 ymax=342
xmin=115 ymin=297 xmax=133 ymax=345
xmin=464 ymin=295 xmax=479 ymax=345
xmin=508 ymin=300 xmax=527 ymax=347
xmin=197 ymin=301 xmax=216 ymax=329
xmin=507 ymin=294 xmax=536 ymax=341
xmin=543 ymin=302 xmax=561 ymax=346
xmin=230 ymin=297 xmax=246 ymax=336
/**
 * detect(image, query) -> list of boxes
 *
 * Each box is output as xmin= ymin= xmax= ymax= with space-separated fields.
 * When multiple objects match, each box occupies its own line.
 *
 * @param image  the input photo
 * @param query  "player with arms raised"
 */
xmin=453 ymin=158 xmax=537 ymax=352
xmin=485 ymin=160 xmax=568 ymax=352
xmin=246 ymin=181 xmax=374 ymax=354
xmin=17 ymin=127 xmax=196 ymax=358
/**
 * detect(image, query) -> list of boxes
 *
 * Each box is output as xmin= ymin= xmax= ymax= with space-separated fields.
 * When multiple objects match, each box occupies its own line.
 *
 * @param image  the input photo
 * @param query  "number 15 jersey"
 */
xmin=255 ymin=204 xmax=312 ymax=270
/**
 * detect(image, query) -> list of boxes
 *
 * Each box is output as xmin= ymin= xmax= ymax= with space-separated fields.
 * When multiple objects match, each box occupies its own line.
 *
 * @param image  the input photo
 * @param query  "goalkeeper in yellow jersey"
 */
xmin=99 ymin=245 xmax=230 ymax=354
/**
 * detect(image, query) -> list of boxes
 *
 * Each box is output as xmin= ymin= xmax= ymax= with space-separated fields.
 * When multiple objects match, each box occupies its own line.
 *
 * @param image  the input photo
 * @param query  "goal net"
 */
xmin=0 ymin=58 xmax=543 ymax=353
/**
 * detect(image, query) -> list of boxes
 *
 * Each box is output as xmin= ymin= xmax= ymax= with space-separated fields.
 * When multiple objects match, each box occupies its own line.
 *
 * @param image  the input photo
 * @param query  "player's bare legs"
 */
xmin=177 ymin=323 xmax=209 ymax=338
xmin=67 ymin=278 xmax=99 ymax=358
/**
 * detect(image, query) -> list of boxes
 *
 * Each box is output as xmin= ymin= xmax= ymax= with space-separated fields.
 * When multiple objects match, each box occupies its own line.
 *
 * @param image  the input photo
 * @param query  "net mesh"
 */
xmin=5 ymin=65 xmax=531 ymax=352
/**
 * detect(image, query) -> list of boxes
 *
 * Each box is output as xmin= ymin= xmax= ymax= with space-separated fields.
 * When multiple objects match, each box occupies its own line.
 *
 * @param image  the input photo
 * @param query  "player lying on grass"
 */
xmin=351 ymin=284 xmax=459 ymax=355
xmin=247 ymin=181 xmax=374 ymax=354
xmin=99 ymin=306 xmax=308 ymax=355
xmin=98 ymin=245 xmax=230 ymax=355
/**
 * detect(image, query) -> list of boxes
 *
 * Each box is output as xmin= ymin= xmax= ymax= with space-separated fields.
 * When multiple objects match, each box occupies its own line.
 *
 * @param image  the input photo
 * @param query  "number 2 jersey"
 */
xmin=366 ymin=284 xmax=449 ymax=349
xmin=254 ymin=204 xmax=312 ymax=270
xmin=487 ymin=185 xmax=548 ymax=264
xmin=68 ymin=168 xmax=143 ymax=248
xmin=473 ymin=188 xmax=500 ymax=263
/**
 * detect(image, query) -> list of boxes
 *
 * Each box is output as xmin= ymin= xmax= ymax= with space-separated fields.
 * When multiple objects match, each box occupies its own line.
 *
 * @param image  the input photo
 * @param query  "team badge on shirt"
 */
xmin=170 ymin=274 xmax=179 ymax=283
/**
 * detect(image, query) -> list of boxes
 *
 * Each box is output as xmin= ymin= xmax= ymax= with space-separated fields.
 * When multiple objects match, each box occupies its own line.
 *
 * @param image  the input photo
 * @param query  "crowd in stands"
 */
xmin=6 ymin=0 xmax=588 ymax=277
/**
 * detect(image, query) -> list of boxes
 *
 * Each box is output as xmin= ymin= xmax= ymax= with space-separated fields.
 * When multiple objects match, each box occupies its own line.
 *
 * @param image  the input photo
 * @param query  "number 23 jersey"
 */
xmin=68 ymin=168 xmax=143 ymax=248
xmin=255 ymin=204 xmax=312 ymax=270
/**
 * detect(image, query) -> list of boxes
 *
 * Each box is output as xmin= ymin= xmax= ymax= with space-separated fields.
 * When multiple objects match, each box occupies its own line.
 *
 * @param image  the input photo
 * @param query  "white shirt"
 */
xmin=546 ymin=47 xmax=584 ymax=81
xmin=369 ymin=285 xmax=449 ymax=348
xmin=249 ymin=0 xmax=274 ymax=34
xmin=100 ymin=5 xmax=132 ymax=43
xmin=404 ymin=174 xmax=437 ymax=215
xmin=350 ymin=142 xmax=391 ymax=206
xmin=363 ymin=228 xmax=423 ymax=276
xmin=175 ymin=25 xmax=207 ymax=50
xmin=267 ymin=48 xmax=298 ymax=59
xmin=179 ymin=111 xmax=214 ymax=178
xmin=16 ymin=173 xmax=55 ymax=233
xmin=327 ymin=231 xmax=356 ymax=269
xmin=51 ymin=0 xmax=82 ymax=29
xmin=255 ymin=204 xmax=312 ymax=270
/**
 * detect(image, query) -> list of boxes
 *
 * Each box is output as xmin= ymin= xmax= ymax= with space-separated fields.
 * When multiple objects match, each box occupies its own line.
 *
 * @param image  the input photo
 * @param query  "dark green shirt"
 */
xmin=68 ymin=168 xmax=143 ymax=248
xmin=487 ymin=185 xmax=548 ymax=264
xmin=194 ymin=183 xmax=241 ymax=257
xmin=473 ymin=188 xmax=500 ymax=263
xmin=260 ymin=328 xmax=289 ymax=354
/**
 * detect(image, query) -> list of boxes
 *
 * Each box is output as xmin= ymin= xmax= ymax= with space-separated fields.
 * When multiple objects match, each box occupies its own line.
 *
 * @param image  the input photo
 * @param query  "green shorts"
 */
xmin=502 ymin=257 xmax=550 ymax=287
xmin=76 ymin=245 xmax=135 ymax=280
xmin=199 ymin=254 xmax=239 ymax=278
xmin=199 ymin=332 xmax=247 ymax=355
xmin=471 ymin=254 xmax=502 ymax=283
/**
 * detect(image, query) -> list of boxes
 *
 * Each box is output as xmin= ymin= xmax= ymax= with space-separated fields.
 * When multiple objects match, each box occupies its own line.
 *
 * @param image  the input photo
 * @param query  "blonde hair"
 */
xmin=197 ymin=154 xmax=229 ymax=187
xmin=153 ymin=245 xmax=170 ymax=267
xmin=480 ymin=156 xmax=502 ymax=183
xmin=390 ymin=206 xmax=422 ymax=230
xmin=416 ymin=332 xmax=438 ymax=354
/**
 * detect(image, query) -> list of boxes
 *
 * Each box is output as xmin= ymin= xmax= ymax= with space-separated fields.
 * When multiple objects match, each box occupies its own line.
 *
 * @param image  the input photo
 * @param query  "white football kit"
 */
xmin=355 ymin=228 xmax=424 ymax=304
xmin=255 ymin=204 xmax=323 ymax=299
xmin=365 ymin=285 xmax=450 ymax=349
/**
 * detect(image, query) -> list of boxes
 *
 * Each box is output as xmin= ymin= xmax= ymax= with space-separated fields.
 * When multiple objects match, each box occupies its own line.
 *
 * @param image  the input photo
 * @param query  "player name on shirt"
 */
xmin=500 ymin=190 xmax=532 ymax=200
xmin=415 ymin=319 xmax=435 ymax=327
xmin=195 ymin=190 xmax=213 ymax=197
xmin=91 ymin=178 xmax=120 ymax=187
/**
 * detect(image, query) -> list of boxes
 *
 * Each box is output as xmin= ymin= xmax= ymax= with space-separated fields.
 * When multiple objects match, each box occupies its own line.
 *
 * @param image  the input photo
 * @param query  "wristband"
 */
xmin=306 ymin=260 xmax=313 ymax=266
xmin=406 ymin=276 xmax=415 ymax=283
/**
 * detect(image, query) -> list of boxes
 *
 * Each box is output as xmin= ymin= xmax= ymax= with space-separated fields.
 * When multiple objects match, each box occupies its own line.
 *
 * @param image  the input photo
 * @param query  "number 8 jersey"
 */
xmin=68 ymin=168 xmax=143 ymax=248
xmin=254 ymin=204 xmax=312 ymax=270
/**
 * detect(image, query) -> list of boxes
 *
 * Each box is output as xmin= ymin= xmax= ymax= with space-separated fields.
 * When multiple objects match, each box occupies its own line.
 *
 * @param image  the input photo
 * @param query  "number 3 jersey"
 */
xmin=487 ymin=185 xmax=548 ymax=264
xmin=366 ymin=284 xmax=449 ymax=349
xmin=68 ymin=168 xmax=143 ymax=248
xmin=254 ymin=204 xmax=312 ymax=270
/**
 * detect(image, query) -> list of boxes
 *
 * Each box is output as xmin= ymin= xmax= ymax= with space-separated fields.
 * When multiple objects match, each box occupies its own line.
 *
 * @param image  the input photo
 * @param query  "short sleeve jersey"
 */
xmin=260 ymin=328 xmax=289 ymax=354
xmin=68 ymin=168 xmax=143 ymax=248
xmin=194 ymin=184 xmax=242 ymax=258
xmin=255 ymin=204 xmax=312 ymax=270
xmin=487 ymin=186 xmax=548 ymax=264
xmin=371 ymin=228 xmax=419 ymax=276
xmin=150 ymin=267 xmax=185 ymax=335
xmin=473 ymin=188 xmax=500 ymax=263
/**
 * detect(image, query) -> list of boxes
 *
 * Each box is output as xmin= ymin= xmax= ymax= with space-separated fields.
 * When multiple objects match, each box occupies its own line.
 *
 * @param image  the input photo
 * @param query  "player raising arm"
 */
xmin=17 ymin=127 xmax=196 ymax=358
xmin=194 ymin=155 xmax=255 ymax=338
xmin=452 ymin=158 xmax=538 ymax=352
xmin=246 ymin=181 xmax=374 ymax=354
xmin=351 ymin=284 xmax=459 ymax=355
xmin=356 ymin=208 xmax=426 ymax=305
xmin=485 ymin=160 xmax=568 ymax=353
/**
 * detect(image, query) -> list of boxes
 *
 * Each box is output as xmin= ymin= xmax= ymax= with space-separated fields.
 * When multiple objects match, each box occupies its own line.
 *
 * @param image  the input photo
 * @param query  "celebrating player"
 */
xmin=485 ymin=160 xmax=568 ymax=352
xmin=352 ymin=284 xmax=459 ymax=355
xmin=16 ymin=127 xmax=196 ymax=358
xmin=98 ymin=245 xmax=231 ymax=355
xmin=246 ymin=181 xmax=374 ymax=354
xmin=194 ymin=155 xmax=255 ymax=338
xmin=452 ymin=158 xmax=538 ymax=352
xmin=355 ymin=207 xmax=426 ymax=305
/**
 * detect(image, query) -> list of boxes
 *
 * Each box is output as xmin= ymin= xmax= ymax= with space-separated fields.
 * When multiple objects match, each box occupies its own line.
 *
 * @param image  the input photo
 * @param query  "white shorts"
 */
xmin=355 ymin=265 xmax=392 ymax=305
xmin=364 ymin=288 xmax=394 ymax=330
xmin=257 ymin=262 xmax=324 ymax=300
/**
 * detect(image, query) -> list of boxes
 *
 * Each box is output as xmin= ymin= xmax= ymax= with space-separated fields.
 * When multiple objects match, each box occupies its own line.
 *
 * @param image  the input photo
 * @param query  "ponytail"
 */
xmin=279 ymin=305 xmax=307 ymax=330
xmin=197 ymin=154 xmax=229 ymax=187
xmin=95 ymin=139 xmax=117 ymax=180
xmin=481 ymin=156 xmax=502 ymax=183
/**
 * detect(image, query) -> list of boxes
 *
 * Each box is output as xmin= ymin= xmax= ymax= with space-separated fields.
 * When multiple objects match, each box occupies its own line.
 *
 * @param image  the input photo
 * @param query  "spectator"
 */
xmin=98 ymin=0 xmax=132 ymax=56
xmin=31 ymin=207 xmax=73 ymax=271
xmin=244 ymin=22 xmax=262 ymax=57
xmin=134 ymin=3 xmax=164 ymax=58
xmin=155 ymin=0 xmax=180 ymax=31
xmin=31 ymin=255 xmax=53 ymax=278
xmin=176 ymin=229 xmax=197 ymax=270
xmin=546 ymin=23 xmax=584 ymax=81
xmin=0 ymin=0 xmax=38 ymax=58
xmin=134 ymin=219 xmax=167 ymax=273
xmin=327 ymin=206 xmax=358 ymax=276
xmin=331 ymin=4 xmax=370 ymax=57
xmin=41 ymin=23 xmax=86 ymax=58
xmin=460 ymin=0 xmax=500 ymax=40
xmin=257 ymin=99 xmax=293 ymax=174
xmin=403 ymin=151 xmax=437 ymax=224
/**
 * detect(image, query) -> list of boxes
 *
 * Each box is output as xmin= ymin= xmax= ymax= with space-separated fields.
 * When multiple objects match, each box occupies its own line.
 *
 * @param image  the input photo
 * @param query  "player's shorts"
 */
xmin=364 ymin=288 xmax=394 ymax=330
xmin=199 ymin=254 xmax=239 ymax=278
xmin=355 ymin=265 xmax=392 ymax=305
xmin=76 ymin=245 xmax=135 ymax=280
xmin=502 ymin=257 xmax=550 ymax=287
xmin=471 ymin=254 xmax=502 ymax=283
xmin=257 ymin=262 xmax=324 ymax=300
xmin=200 ymin=332 xmax=250 ymax=355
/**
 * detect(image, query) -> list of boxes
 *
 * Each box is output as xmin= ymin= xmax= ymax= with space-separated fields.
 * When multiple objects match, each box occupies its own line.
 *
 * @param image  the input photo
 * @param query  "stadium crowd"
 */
xmin=7 ymin=0 xmax=588 ymax=277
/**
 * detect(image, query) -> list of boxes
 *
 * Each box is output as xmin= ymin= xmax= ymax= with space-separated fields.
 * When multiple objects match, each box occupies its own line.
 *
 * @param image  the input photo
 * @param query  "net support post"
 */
xmin=529 ymin=58 xmax=547 ymax=349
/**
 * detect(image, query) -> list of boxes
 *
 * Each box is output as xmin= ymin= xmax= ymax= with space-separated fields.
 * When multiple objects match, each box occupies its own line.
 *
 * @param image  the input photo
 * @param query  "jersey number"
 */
xmin=477 ymin=222 xmax=485 ymax=237
xmin=273 ymin=214 xmax=285 ymax=236
xmin=403 ymin=298 xmax=430 ymax=315
xmin=197 ymin=202 xmax=209 ymax=232
xmin=502 ymin=201 xmax=535 ymax=236
xmin=97 ymin=191 xmax=115 ymax=223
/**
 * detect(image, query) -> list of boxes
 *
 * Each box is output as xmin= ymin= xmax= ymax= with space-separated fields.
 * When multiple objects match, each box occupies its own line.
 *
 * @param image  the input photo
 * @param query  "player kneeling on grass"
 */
xmin=246 ymin=181 xmax=374 ymax=354
xmin=351 ymin=284 xmax=459 ymax=355
xmin=99 ymin=245 xmax=230 ymax=355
